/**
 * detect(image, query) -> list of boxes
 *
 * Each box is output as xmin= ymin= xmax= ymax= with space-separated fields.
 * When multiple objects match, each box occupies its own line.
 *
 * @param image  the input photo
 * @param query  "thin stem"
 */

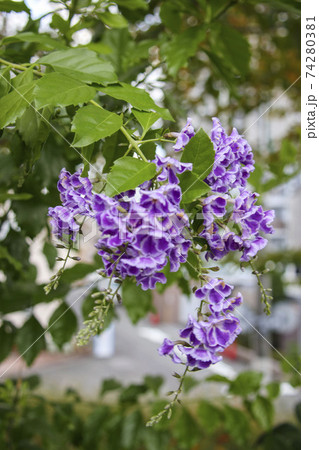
xmin=120 ymin=126 xmax=148 ymax=162
xmin=0 ymin=58 xmax=43 ymax=77
xmin=136 ymin=138 xmax=175 ymax=144
xmin=249 ymin=261 xmax=272 ymax=315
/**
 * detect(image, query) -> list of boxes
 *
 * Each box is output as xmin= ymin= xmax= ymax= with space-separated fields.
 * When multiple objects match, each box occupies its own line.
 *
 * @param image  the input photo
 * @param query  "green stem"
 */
xmin=136 ymin=138 xmax=175 ymax=144
xmin=0 ymin=58 xmax=43 ymax=77
xmin=120 ymin=126 xmax=148 ymax=162
xmin=249 ymin=261 xmax=272 ymax=315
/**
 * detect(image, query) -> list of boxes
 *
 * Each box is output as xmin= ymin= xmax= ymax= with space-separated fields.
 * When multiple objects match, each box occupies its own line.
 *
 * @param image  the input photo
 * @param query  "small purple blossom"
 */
xmin=173 ymin=118 xmax=195 ymax=152
xmin=155 ymin=155 xmax=192 ymax=184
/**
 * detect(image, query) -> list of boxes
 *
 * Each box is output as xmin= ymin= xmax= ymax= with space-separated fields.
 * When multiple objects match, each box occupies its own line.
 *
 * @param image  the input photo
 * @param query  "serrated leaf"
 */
xmin=0 ymin=82 xmax=35 ymax=128
xmin=229 ymin=371 xmax=263 ymax=396
xmin=100 ymin=82 xmax=173 ymax=121
xmin=71 ymin=105 xmax=123 ymax=147
xmin=34 ymin=73 xmax=96 ymax=108
xmin=16 ymin=315 xmax=46 ymax=366
xmin=49 ymin=302 xmax=78 ymax=349
xmin=11 ymin=68 xmax=33 ymax=88
xmin=132 ymin=109 xmax=161 ymax=137
xmin=104 ymin=156 xmax=156 ymax=196
xmin=161 ymin=26 xmax=207 ymax=77
xmin=179 ymin=171 xmax=211 ymax=204
xmin=122 ymin=278 xmax=154 ymax=324
xmin=181 ymin=128 xmax=215 ymax=179
xmin=37 ymin=48 xmax=117 ymax=85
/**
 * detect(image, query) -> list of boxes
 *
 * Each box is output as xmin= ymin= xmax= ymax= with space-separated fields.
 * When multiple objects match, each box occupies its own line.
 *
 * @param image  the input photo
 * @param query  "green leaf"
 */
xmin=0 ymin=245 xmax=23 ymax=271
xmin=61 ymin=263 xmax=97 ymax=284
xmin=50 ymin=13 xmax=69 ymax=34
xmin=122 ymin=278 xmax=154 ymax=324
xmin=256 ymin=423 xmax=301 ymax=449
xmin=48 ymin=302 xmax=78 ymax=350
xmin=184 ymin=250 xmax=201 ymax=279
xmin=104 ymin=156 xmax=156 ymax=197
xmin=250 ymin=395 xmax=274 ymax=430
xmin=143 ymin=375 xmax=164 ymax=395
xmin=71 ymin=105 xmax=123 ymax=147
xmin=102 ymin=131 xmax=127 ymax=173
xmin=0 ymin=82 xmax=35 ymax=128
xmin=0 ymin=67 xmax=11 ymax=97
xmin=181 ymin=128 xmax=215 ymax=179
xmin=132 ymin=110 xmax=161 ymax=136
xmin=223 ymin=405 xmax=251 ymax=446
xmin=98 ymin=11 xmax=128 ymax=28
xmin=116 ymin=0 xmax=147 ymax=9
xmin=172 ymin=408 xmax=202 ymax=449
xmin=16 ymin=106 xmax=51 ymax=151
xmin=161 ymin=26 xmax=207 ymax=77
xmin=37 ymin=48 xmax=118 ymax=85
xmin=178 ymin=171 xmax=211 ymax=204
xmin=119 ymin=383 xmax=148 ymax=403
xmin=229 ymin=371 xmax=263 ymax=396
xmin=197 ymin=400 xmax=221 ymax=434
xmin=160 ymin=2 xmax=182 ymax=32
xmin=43 ymin=242 xmax=57 ymax=270
xmin=266 ymin=381 xmax=281 ymax=399
xmin=0 ymin=321 xmax=16 ymax=362
xmin=219 ymin=25 xmax=251 ymax=76
xmin=205 ymin=374 xmax=231 ymax=384
xmin=11 ymin=68 xmax=33 ymax=89
xmin=34 ymin=73 xmax=96 ymax=108
xmin=100 ymin=83 xmax=173 ymax=121
xmin=100 ymin=378 xmax=122 ymax=396
xmin=16 ymin=315 xmax=46 ymax=366
xmin=121 ymin=410 xmax=144 ymax=448
xmin=0 ymin=0 xmax=30 ymax=13
xmin=1 ymin=32 xmax=66 ymax=50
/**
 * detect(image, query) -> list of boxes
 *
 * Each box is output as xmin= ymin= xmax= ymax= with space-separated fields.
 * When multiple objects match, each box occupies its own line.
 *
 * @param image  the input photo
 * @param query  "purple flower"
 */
xmin=173 ymin=118 xmax=195 ymax=152
xmin=195 ymin=278 xmax=233 ymax=312
xmin=155 ymin=155 xmax=192 ymax=184
xmin=48 ymin=206 xmax=80 ymax=241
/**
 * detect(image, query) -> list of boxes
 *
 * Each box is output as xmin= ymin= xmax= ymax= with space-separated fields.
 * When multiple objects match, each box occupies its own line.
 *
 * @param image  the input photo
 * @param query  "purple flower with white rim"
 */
xmin=155 ymin=155 xmax=193 ymax=184
xmin=48 ymin=205 xmax=80 ymax=241
xmin=195 ymin=278 xmax=233 ymax=312
xmin=173 ymin=118 xmax=195 ymax=152
xmin=202 ymin=194 xmax=228 ymax=227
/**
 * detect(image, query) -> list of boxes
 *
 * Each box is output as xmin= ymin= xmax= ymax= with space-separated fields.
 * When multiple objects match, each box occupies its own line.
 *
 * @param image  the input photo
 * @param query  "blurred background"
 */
xmin=0 ymin=0 xmax=300 ymax=448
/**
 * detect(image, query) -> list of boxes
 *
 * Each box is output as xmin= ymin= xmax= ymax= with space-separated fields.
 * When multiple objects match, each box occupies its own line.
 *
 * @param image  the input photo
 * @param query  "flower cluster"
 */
xmin=191 ymin=118 xmax=275 ymax=263
xmin=159 ymin=278 xmax=242 ymax=369
xmin=48 ymin=116 xmax=274 ymax=375
xmin=93 ymin=183 xmax=191 ymax=290
xmin=48 ymin=168 xmax=93 ymax=241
